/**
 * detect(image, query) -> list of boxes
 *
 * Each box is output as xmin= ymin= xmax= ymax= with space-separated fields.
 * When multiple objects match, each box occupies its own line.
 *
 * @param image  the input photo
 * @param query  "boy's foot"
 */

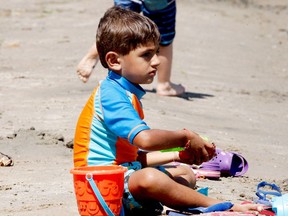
xmin=76 ymin=57 xmax=98 ymax=83
xmin=156 ymin=82 xmax=185 ymax=96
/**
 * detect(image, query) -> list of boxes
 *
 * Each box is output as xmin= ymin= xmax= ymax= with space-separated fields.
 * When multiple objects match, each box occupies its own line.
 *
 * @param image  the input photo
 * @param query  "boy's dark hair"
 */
xmin=96 ymin=6 xmax=160 ymax=68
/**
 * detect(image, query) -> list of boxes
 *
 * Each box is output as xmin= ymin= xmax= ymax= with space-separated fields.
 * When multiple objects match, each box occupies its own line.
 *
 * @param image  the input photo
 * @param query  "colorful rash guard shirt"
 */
xmin=73 ymin=71 xmax=150 ymax=167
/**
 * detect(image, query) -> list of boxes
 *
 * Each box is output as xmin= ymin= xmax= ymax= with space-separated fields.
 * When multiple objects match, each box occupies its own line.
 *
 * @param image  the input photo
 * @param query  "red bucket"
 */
xmin=71 ymin=165 xmax=127 ymax=216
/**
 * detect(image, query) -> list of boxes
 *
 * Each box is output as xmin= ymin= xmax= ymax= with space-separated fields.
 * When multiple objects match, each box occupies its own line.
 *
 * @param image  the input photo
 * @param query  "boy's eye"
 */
xmin=142 ymin=52 xmax=153 ymax=58
xmin=142 ymin=49 xmax=158 ymax=59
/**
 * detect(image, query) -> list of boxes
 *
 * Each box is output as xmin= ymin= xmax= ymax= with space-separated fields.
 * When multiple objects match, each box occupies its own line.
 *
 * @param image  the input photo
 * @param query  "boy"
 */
xmin=74 ymin=6 xmax=263 ymax=215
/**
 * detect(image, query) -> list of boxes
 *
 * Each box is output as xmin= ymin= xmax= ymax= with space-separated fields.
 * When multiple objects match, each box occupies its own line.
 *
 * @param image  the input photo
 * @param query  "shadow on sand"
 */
xmin=145 ymin=89 xmax=214 ymax=101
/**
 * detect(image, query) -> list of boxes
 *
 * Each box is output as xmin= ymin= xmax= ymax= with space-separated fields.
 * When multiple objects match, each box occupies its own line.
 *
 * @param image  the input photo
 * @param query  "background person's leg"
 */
xmin=143 ymin=1 xmax=185 ymax=96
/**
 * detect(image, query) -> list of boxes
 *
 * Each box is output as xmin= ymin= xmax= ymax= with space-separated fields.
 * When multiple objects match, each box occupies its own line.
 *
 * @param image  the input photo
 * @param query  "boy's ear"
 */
xmin=105 ymin=51 xmax=121 ymax=71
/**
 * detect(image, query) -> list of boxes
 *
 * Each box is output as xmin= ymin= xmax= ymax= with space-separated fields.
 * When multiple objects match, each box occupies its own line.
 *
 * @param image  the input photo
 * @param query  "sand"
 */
xmin=0 ymin=0 xmax=288 ymax=215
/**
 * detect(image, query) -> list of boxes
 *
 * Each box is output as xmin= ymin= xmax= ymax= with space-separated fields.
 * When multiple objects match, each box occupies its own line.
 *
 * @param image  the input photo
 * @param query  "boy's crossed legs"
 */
xmin=127 ymin=165 xmax=215 ymax=210
xmin=126 ymin=165 xmax=263 ymax=214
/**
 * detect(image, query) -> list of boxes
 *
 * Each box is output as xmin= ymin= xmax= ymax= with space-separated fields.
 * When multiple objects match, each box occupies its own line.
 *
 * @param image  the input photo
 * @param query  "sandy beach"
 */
xmin=0 ymin=0 xmax=288 ymax=215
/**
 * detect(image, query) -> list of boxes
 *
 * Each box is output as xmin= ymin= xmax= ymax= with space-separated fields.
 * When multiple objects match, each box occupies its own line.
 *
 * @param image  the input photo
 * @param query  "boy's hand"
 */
xmin=179 ymin=131 xmax=216 ymax=165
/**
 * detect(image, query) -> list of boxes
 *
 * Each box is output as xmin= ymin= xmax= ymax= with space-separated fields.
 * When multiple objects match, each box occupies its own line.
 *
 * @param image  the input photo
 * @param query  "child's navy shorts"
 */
xmin=114 ymin=0 xmax=176 ymax=46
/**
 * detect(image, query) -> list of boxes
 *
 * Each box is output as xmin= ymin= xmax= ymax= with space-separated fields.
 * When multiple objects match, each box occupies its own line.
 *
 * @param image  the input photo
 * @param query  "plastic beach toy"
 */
xmin=272 ymin=193 xmax=288 ymax=216
xmin=70 ymin=165 xmax=127 ymax=216
xmin=166 ymin=202 xmax=234 ymax=215
xmin=255 ymin=181 xmax=282 ymax=206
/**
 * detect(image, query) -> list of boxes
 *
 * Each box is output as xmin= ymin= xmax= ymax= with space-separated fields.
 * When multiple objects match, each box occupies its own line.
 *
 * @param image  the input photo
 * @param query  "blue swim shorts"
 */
xmin=114 ymin=0 xmax=176 ymax=46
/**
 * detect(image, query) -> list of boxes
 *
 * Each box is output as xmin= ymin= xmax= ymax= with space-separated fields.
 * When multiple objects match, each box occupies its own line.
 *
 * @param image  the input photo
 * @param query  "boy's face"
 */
xmin=118 ymin=42 xmax=160 ymax=85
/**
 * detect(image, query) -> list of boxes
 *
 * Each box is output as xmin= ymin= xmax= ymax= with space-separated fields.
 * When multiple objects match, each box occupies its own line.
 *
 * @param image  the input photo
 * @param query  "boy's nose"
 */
xmin=151 ymin=54 xmax=160 ymax=67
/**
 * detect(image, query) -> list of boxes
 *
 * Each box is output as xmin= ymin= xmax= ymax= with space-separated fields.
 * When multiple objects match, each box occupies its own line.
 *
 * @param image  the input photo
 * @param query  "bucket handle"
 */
xmin=86 ymin=173 xmax=115 ymax=216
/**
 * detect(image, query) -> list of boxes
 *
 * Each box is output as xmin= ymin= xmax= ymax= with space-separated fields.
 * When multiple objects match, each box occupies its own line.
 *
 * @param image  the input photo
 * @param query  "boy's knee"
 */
xmin=180 ymin=165 xmax=194 ymax=175
xmin=140 ymin=168 xmax=160 ymax=187
xmin=176 ymin=165 xmax=196 ymax=188
xmin=129 ymin=168 xmax=160 ymax=191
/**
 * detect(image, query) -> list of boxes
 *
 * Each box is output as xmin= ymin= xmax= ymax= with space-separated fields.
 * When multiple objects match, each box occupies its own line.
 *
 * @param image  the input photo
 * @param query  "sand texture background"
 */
xmin=0 ymin=0 xmax=288 ymax=215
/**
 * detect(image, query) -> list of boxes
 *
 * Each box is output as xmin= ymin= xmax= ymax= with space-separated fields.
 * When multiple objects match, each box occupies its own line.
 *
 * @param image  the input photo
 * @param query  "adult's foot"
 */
xmin=76 ymin=57 xmax=98 ymax=83
xmin=156 ymin=82 xmax=185 ymax=96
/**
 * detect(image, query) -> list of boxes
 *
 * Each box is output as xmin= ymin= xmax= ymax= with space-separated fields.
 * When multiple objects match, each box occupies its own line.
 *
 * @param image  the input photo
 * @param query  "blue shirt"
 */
xmin=74 ymin=71 xmax=150 ymax=166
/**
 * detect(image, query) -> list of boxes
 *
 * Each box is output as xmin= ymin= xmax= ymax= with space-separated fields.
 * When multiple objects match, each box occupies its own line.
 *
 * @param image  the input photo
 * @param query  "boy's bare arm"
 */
xmin=133 ymin=129 xmax=187 ymax=150
xmin=133 ymin=129 xmax=215 ymax=165
xmin=137 ymin=150 xmax=177 ymax=167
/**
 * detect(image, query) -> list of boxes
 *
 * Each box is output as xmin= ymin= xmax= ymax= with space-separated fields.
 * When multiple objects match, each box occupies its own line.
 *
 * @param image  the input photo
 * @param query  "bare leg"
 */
xmin=164 ymin=165 xmax=196 ymax=188
xmin=156 ymin=43 xmax=185 ymax=96
xmin=128 ymin=167 xmax=263 ymax=213
xmin=76 ymin=43 xmax=99 ymax=83
xmin=128 ymin=167 xmax=219 ymax=209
